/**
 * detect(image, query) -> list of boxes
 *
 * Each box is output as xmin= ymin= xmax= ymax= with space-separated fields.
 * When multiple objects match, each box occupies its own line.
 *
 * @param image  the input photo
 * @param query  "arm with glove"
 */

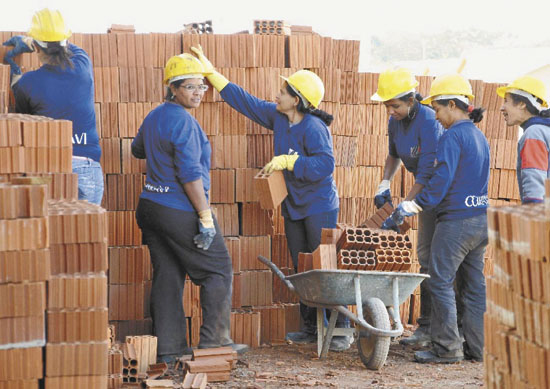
xmin=2 ymin=35 xmax=34 ymax=85
xmin=191 ymin=45 xmax=278 ymax=130
xmin=375 ymin=154 xmax=401 ymax=209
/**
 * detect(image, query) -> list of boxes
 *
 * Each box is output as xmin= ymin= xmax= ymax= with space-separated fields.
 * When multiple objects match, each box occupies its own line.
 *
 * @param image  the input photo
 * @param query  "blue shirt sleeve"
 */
xmin=220 ymin=83 xmax=278 ymax=130
xmin=131 ymin=126 xmax=145 ymax=159
xmin=172 ymin=119 xmax=204 ymax=185
xmin=68 ymin=44 xmax=92 ymax=68
xmin=293 ymin=120 xmax=335 ymax=182
xmin=415 ymin=120 xmax=441 ymax=186
xmin=415 ymin=132 xmax=460 ymax=210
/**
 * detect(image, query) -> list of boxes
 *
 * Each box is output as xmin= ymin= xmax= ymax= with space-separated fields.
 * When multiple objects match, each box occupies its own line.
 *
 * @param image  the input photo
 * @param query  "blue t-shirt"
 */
xmin=220 ymin=83 xmax=339 ymax=220
xmin=132 ymin=102 xmax=211 ymax=211
xmin=13 ymin=44 xmax=101 ymax=161
xmin=415 ymin=119 xmax=490 ymax=221
xmin=388 ymin=103 xmax=443 ymax=186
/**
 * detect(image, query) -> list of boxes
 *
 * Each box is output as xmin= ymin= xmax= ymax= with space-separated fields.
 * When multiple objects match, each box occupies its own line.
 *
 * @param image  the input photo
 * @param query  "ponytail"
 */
xmin=285 ymin=83 xmax=334 ymax=126
xmin=37 ymin=41 xmax=73 ymax=69
xmin=540 ymin=109 xmax=550 ymax=118
xmin=468 ymin=107 xmax=485 ymax=123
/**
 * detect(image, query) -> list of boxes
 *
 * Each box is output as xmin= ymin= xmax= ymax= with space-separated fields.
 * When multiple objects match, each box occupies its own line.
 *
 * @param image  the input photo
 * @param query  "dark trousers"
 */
xmin=429 ymin=214 xmax=487 ymax=359
xmin=136 ymin=198 xmax=233 ymax=356
xmin=284 ymin=209 xmax=349 ymax=331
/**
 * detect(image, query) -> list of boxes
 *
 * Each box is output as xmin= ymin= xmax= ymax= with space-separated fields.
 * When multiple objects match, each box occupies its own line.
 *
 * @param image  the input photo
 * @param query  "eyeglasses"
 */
xmin=179 ymin=84 xmax=209 ymax=92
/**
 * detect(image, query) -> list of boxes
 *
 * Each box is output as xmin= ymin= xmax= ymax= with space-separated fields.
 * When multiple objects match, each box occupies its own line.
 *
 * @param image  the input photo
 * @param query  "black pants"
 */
xmin=136 ymin=198 xmax=233 ymax=356
xmin=284 ymin=209 xmax=349 ymax=332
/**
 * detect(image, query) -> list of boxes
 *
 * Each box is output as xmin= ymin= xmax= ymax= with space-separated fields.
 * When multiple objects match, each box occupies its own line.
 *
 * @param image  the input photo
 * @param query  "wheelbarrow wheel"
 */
xmin=357 ymin=297 xmax=391 ymax=370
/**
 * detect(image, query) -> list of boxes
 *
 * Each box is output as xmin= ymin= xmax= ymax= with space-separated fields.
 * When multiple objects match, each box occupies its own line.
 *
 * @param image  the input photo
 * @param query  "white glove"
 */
xmin=399 ymin=200 xmax=423 ymax=216
xmin=376 ymin=180 xmax=391 ymax=196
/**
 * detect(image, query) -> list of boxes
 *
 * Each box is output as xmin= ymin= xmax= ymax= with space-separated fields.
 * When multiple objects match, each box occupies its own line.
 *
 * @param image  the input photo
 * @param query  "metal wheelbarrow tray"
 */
xmin=258 ymin=255 xmax=428 ymax=370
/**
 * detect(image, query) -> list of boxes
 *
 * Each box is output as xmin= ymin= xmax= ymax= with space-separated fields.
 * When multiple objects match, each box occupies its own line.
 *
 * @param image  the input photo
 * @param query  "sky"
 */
xmin=2 ymin=0 xmax=549 ymax=82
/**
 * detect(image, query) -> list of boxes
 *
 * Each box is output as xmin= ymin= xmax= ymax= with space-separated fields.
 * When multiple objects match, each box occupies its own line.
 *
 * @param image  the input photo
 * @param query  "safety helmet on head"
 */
xmin=496 ymin=75 xmax=548 ymax=110
xmin=371 ymin=68 xmax=419 ymax=102
xmin=421 ymin=74 xmax=474 ymax=105
xmin=28 ymin=9 xmax=71 ymax=43
xmin=280 ymin=70 xmax=324 ymax=109
xmin=164 ymin=54 xmax=206 ymax=85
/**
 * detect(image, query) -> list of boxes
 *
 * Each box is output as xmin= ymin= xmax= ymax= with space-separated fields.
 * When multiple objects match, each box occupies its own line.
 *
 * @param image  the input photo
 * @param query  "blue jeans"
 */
xmin=72 ymin=158 xmax=104 ymax=205
xmin=429 ymin=214 xmax=487 ymax=359
xmin=284 ymin=209 xmax=349 ymax=331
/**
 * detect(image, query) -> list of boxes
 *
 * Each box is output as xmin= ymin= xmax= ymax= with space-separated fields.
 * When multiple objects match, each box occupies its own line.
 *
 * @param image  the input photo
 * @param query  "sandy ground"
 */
xmin=209 ymin=330 xmax=484 ymax=388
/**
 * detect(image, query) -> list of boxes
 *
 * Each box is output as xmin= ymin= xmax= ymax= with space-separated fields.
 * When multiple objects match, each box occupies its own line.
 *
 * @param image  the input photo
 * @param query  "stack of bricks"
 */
xmin=184 ymin=347 xmax=237 ymax=383
xmin=182 ymin=21 xmax=213 ymax=35
xmin=0 ymin=181 xmax=49 ymax=389
xmin=0 ymin=114 xmax=72 ymax=174
xmin=0 ymin=23 xmax=520 ymax=343
xmin=484 ymin=187 xmax=550 ymax=389
xmin=0 ymin=65 xmax=9 ymax=113
xmin=253 ymin=20 xmax=291 ymax=35
xmin=46 ymin=199 xmax=109 ymax=389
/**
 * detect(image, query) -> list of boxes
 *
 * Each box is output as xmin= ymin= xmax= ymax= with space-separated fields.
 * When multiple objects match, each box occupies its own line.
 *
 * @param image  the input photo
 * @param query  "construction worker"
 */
xmin=132 ymin=53 xmax=247 ymax=364
xmin=498 ymin=73 xmax=550 ymax=203
xmin=191 ymin=45 xmax=352 ymax=352
xmin=387 ymin=74 xmax=489 ymax=363
xmin=3 ymin=9 xmax=103 ymax=205
xmin=374 ymin=68 xmax=444 ymax=347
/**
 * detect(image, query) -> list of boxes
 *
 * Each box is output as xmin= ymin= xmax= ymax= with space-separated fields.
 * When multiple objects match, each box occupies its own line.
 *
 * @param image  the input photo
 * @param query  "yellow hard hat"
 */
xmin=496 ymin=75 xmax=548 ymax=108
xmin=371 ymin=68 xmax=419 ymax=102
xmin=164 ymin=54 xmax=206 ymax=85
xmin=28 ymin=9 xmax=71 ymax=42
xmin=280 ymin=70 xmax=324 ymax=108
xmin=421 ymin=74 xmax=474 ymax=105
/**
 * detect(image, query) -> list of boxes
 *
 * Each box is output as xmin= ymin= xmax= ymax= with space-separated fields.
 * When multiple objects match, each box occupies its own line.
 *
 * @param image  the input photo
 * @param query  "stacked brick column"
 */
xmin=0 ymin=181 xmax=49 ymax=389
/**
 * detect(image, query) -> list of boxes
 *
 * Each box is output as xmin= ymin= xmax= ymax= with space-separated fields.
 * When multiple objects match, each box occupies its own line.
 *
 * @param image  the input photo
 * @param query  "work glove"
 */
xmin=193 ymin=209 xmax=216 ymax=250
xmin=374 ymin=180 xmax=392 ymax=209
xmin=3 ymin=36 xmax=34 ymax=76
xmin=264 ymin=154 xmax=299 ymax=174
xmin=381 ymin=201 xmax=422 ymax=232
xmin=190 ymin=44 xmax=229 ymax=92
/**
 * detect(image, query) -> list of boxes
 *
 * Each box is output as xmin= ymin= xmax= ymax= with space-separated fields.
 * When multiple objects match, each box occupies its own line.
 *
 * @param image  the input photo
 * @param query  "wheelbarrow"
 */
xmin=258 ymin=255 xmax=428 ymax=370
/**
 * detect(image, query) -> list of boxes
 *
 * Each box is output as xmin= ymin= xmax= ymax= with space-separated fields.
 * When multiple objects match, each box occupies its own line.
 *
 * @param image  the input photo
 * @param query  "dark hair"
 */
xmin=509 ymin=93 xmax=550 ymax=118
xmin=37 ymin=41 xmax=73 ymax=69
xmin=285 ymin=83 xmax=334 ymax=126
xmin=435 ymin=98 xmax=485 ymax=123
xmin=165 ymin=79 xmax=185 ymax=101
xmin=397 ymin=92 xmax=423 ymax=103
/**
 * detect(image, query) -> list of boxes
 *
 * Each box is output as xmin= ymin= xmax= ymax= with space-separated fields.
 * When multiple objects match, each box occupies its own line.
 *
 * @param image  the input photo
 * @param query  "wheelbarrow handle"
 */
xmin=257 ymin=255 xmax=295 ymax=293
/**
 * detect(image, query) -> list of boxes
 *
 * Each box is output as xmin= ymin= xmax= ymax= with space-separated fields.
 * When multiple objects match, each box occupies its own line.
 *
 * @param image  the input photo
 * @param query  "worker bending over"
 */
xmin=373 ymin=68 xmax=443 ymax=346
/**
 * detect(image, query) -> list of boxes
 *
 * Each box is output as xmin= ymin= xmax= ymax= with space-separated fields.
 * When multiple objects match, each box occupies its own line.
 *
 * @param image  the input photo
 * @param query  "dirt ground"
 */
xmin=210 ymin=328 xmax=484 ymax=389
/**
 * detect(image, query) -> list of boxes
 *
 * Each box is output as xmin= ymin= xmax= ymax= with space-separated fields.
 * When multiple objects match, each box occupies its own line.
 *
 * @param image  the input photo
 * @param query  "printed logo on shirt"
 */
xmin=145 ymin=183 xmax=170 ymax=193
xmin=410 ymin=145 xmax=420 ymax=158
xmin=72 ymin=133 xmax=87 ymax=145
xmin=288 ymin=148 xmax=298 ymax=155
xmin=433 ymin=158 xmax=438 ymax=167
xmin=464 ymin=195 xmax=488 ymax=207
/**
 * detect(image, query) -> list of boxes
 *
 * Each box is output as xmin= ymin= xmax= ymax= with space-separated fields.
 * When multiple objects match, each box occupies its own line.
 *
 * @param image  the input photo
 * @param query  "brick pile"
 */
xmin=0 ymin=180 xmax=49 ymax=389
xmin=484 ymin=184 xmax=550 ymax=389
xmin=0 ymin=22 xmax=521 ymax=350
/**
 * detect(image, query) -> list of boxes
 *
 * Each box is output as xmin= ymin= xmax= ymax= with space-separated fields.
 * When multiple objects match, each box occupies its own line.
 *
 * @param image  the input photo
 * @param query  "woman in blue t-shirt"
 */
xmin=5 ymin=9 xmax=103 ymax=204
xmin=372 ymin=68 xmax=443 ymax=346
xmin=191 ymin=45 xmax=351 ymax=352
xmin=389 ymin=74 xmax=490 ymax=364
xmin=132 ymin=53 xmax=247 ymax=363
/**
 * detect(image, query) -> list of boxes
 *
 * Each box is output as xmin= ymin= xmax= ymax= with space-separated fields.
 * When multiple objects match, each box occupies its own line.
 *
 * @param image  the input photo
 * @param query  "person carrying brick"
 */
xmin=3 ymin=9 xmax=103 ymax=205
xmin=191 ymin=45 xmax=352 ymax=352
xmin=498 ymin=72 xmax=550 ymax=203
xmin=132 ymin=53 xmax=247 ymax=364
xmin=387 ymin=74 xmax=490 ymax=363
xmin=371 ymin=68 xmax=444 ymax=347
